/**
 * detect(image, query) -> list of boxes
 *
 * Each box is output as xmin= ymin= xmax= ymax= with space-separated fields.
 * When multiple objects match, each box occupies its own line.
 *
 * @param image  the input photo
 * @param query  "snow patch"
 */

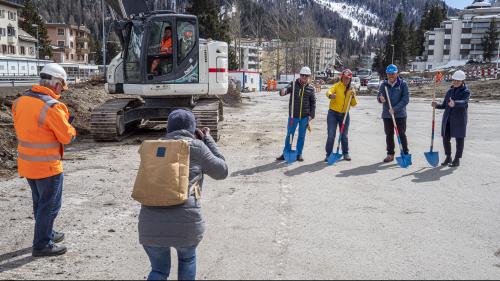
xmin=313 ymin=0 xmax=383 ymax=40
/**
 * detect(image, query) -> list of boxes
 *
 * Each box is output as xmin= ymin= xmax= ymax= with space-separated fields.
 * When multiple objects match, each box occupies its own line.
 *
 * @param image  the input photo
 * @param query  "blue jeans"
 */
xmin=27 ymin=173 xmax=64 ymax=250
xmin=143 ymin=245 xmax=198 ymax=280
xmin=325 ymin=110 xmax=350 ymax=156
xmin=283 ymin=117 xmax=309 ymax=157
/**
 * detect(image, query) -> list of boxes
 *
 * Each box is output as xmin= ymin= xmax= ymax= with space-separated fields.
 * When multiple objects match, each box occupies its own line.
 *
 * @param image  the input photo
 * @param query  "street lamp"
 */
xmin=32 ymin=23 xmax=39 ymax=75
xmin=101 ymin=0 xmax=107 ymax=75
xmin=391 ymin=44 xmax=395 ymax=64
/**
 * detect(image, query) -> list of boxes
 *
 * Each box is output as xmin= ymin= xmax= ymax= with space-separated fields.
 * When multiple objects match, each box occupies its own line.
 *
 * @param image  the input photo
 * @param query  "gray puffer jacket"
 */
xmin=138 ymin=130 xmax=228 ymax=247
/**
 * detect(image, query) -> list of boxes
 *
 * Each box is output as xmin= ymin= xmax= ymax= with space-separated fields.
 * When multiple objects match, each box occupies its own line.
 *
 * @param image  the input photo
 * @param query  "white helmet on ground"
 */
xmin=300 ymin=66 xmax=312 ymax=76
xmin=451 ymin=70 xmax=466 ymax=81
xmin=40 ymin=63 xmax=68 ymax=90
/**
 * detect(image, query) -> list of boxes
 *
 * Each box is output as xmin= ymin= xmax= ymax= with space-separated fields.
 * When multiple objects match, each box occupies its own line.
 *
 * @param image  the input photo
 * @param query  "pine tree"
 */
xmin=186 ymin=0 xmax=229 ymax=42
xmin=481 ymin=18 xmax=499 ymax=62
xmin=383 ymin=13 xmax=408 ymax=70
xmin=19 ymin=0 xmax=53 ymax=59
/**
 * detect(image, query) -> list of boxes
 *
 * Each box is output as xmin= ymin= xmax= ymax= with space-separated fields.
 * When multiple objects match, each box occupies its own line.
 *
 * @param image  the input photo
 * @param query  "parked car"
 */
xmin=351 ymin=77 xmax=361 ymax=91
xmin=367 ymin=78 xmax=381 ymax=92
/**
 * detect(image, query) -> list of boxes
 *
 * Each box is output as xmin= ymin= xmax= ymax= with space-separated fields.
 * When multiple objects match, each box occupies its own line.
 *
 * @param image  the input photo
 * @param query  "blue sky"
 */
xmin=444 ymin=0 xmax=471 ymax=9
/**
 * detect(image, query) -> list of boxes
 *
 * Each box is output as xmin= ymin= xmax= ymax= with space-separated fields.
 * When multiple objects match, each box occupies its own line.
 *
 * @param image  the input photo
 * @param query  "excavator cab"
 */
xmin=91 ymin=0 xmax=227 ymax=141
xmin=121 ymin=13 xmax=200 ymax=85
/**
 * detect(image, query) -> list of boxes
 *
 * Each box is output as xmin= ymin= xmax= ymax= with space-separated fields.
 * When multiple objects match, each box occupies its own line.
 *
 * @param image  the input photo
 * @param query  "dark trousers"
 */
xmin=383 ymin=118 xmax=409 ymax=155
xmin=443 ymin=122 xmax=465 ymax=159
xmin=27 ymin=173 xmax=64 ymax=250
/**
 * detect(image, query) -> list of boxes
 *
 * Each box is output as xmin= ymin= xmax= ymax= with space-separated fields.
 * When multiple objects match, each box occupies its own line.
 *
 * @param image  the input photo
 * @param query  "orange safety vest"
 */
xmin=12 ymin=85 xmax=77 ymax=179
xmin=160 ymin=37 xmax=173 ymax=54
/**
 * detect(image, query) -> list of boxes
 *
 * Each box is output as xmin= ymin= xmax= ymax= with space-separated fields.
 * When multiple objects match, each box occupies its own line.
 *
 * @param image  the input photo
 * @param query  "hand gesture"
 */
xmin=201 ymin=127 xmax=211 ymax=136
xmin=431 ymin=101 xmax=438 ymax=108
xmin=448 ymin=99 xmax=455 ymax=108
xmin=389 ymin=108 xmax=395 ymax=115
xmin=280 ymin=88 xmax=286 ymax=96
xmin=379 ymin=95 xmax=386 ymax=103
xmin=328 ymin=93 xmax=336 ymax=100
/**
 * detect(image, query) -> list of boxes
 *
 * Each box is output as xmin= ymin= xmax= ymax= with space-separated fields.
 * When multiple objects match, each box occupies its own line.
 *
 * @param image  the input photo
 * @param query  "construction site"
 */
xmin=1 ymin=75 xmax=500 ymax=279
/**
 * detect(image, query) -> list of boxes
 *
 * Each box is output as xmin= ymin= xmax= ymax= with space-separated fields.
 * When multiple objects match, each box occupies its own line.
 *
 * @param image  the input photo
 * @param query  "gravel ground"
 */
xmin=1 ymin=90 xmax=500 ymax=279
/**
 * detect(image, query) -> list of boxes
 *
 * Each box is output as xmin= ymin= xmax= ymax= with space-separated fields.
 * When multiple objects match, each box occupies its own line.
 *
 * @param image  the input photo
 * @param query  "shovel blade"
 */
xmin=396 ymin=154 xmax=412 ymax=169
xmin=284 ymin=150 xmax=298 ymax=164
xmin=327 ymin=153 xmax=342 ymax=166
xmin=424 ymin=151 xmax=440 ymax=167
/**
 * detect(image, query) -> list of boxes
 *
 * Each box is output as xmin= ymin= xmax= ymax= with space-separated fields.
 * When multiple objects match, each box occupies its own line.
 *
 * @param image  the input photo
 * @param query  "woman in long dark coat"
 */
xmin=432 ymin=70 xmax=471 ymax=167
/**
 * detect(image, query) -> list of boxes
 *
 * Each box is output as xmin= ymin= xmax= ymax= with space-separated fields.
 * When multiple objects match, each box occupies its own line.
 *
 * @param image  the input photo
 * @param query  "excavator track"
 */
xmin=90 ymin=98 xmax=142 ymax=141
xmin=193 ymin=99 xmax=221 ymax=141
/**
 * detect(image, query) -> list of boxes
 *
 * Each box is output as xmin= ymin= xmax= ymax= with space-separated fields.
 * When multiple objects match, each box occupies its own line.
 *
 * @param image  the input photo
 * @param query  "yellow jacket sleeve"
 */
xmin=349 ymin=90 xmax=358 ymax=107
xmin=326 ymin=85 xmax=336 ymax=99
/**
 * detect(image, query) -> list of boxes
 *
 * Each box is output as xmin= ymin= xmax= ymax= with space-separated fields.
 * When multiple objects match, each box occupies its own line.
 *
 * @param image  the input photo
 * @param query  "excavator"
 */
xmin=90 ymin=0 xmax=228 ymax=141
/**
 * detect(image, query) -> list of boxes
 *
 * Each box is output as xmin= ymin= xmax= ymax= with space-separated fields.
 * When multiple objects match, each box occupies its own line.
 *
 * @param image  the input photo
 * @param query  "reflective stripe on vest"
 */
xmin=22 ymin=91 xmax=60 ymax=128
xmin=17 ymin=152 xmax=61 ymax=162
xmin=18 ymin=139 xmax=60 ymax=149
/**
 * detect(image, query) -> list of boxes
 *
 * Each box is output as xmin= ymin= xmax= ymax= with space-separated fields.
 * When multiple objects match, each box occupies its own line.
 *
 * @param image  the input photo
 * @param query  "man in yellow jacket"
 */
xmin=325 ymin=69 xmax=358 ymax=162
xmin=12 ymin=63 xmax=76 ymax=257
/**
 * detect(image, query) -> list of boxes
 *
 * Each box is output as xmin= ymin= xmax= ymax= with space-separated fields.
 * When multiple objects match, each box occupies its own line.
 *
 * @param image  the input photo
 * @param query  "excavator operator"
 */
xmin=151 ymin=26 xmax=173 ymax=75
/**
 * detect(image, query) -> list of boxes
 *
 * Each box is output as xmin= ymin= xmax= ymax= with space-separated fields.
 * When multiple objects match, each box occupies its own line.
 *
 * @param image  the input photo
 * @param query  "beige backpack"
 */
xmin=132 ymin=140 xmax=200 ymax=207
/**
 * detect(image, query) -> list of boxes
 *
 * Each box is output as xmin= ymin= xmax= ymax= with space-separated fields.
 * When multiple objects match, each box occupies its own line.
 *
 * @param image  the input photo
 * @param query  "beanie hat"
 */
xmin=167 ymin=109 xmax=197 ymax=134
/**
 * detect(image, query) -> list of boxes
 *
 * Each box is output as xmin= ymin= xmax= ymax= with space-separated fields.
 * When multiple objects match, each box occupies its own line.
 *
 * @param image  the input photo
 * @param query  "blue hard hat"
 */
xmin=386 ymin=64 xmax=398 ymax=74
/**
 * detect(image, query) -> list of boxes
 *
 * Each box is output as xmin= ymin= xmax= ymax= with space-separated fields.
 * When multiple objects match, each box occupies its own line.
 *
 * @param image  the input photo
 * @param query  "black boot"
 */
xmin=32 ymin=244 xmax=67 ymax=257
xmin=441 ymin=156 xmax=452 ymax=166
xmin=276 ymin=155 xmax=285 ymax=161
xmin=449 ymin=158 xmax=460 ymax=167
xmin=297 ymin=155 xmax=304 ymax=162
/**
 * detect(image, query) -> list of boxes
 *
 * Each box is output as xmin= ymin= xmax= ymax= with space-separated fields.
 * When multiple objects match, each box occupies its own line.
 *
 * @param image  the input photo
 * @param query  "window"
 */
xmin=29 ymin=47 xmax=34 ymax=55
xmin=0 ymin=28 xmax=5 ymax=36
xmin=462 ymin=28 xmax=472 ymax=33
xmin=445 ymin=29 xmax=451 ymax=34
xmin=8 ymin=11 xmax=15 ymax=20
xmin=428 ymin=40 xmax=435 ymax=45
xmin=0 ymin=10 xmax=4 ymax=18
xmin=20 ymin=46 xmax=25 ymax=55
xmin=444 ymin=49 xmax=450 ymax=55
xmin=70 ymin=30 xmax=73 ymax=36
xmin=11 ymin=66 xmax=15 ymax=70
xmin=58 ymin=28 xmax=64 ymax=35
xmin=177 ymin=20 xmax=196 ymax=63
xmin=125 ymin=23 xmax=145 ymax=83
xmin=444 ymin=39 xmax=451 ymax=45
xmin=21 ymin=66 xmax=25 ymax=71
xmin=7 ymin=26 xmax=15 ymax=37
xmin=58 ymin=41 xmax=65 ymax=47
xmin=0 ymin=65 xmax=4 ymax=70
xmin=70 ymin=41 xmax=74 ymax=48
xmin=427 ymin=50 xmax=434 ymax=55
xmin=71 ymin=54 xmax=74 ymax=60
xmin=461 ymin=39 xmax=471 ymax=44
xmin=147 ymin=21 xmax=173 ymax=76
xmin=1 ymin=45 xmax=6 ymax=54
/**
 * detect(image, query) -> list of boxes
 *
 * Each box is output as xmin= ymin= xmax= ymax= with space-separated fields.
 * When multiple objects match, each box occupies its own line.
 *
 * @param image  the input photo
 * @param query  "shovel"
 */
xmin=283 ymin=79 xmax=297 ymax=164
xmin=328 ymin=91 xmax=354 ymax=166
xmin=425 ymin=74 xmax=441 ymax=167
xmin=385 ymin=86 xmax=412 ymax=168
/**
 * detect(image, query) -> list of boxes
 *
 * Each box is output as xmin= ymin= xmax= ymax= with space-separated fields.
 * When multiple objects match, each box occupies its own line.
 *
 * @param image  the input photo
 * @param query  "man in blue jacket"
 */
xmin=377 ymin=64 xmax=410 ymax=163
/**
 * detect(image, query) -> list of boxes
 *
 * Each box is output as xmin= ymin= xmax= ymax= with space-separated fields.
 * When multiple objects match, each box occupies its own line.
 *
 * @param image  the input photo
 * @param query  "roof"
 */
xmin=0 ymin=0 xmax=23 ymax=9
xmin=18 ymin=28 xmax=37 ymax=43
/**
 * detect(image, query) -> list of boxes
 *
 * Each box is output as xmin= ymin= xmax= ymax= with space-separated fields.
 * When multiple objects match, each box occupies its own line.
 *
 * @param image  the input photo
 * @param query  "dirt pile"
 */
xmin=409 ymin=79 xmax=500 ymax=100
xmin=221 ymin=82 xmax=242 ymax=106
xmin=0 ymin=81 xmax=112 ymax=180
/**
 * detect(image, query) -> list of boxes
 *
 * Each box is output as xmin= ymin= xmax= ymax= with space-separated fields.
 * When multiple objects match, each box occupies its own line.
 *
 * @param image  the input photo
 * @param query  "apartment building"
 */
xmin=0 ymin=0 xmax=42 ymax=76
xmin=417 ymin=0 xmax=500 ymax=70
xmin=46 ymin=23 xmax=91 ymax=64
xmin=231 ymin=39 xmax=263 ymax=72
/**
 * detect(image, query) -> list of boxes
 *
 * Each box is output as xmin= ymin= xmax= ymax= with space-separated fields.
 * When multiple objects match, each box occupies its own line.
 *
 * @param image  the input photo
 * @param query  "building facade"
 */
xmin=418 ymin=0 xmax=500 ymax=70
xmin=232 ymin=39 xmax=263 ymax=73
xmin=0 ymin=0 xmax=45 ymax=76
xmin=46 ymin=23 xmax=91 ymax=64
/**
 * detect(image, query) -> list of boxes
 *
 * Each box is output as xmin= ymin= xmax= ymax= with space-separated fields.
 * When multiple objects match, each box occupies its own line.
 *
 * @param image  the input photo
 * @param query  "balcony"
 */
xmin=76 ymin=36 xmax=89 ymax=43
xmin=76 ymin=48 xmax=89 ymax=55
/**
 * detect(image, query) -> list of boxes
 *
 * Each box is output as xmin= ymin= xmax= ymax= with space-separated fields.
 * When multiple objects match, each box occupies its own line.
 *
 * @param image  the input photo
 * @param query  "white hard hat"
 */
xmin=40 ymin=63 xmax=68 ymax=90
xmin=451 ymin=70 xmax=466 ymax=81
xmin=300 ymin=66 xmax=312 ymax=76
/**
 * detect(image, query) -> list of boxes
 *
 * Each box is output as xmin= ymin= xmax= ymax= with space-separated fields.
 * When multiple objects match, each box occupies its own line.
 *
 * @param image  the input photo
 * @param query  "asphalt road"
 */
xmin=1 ymin=90 xmax=500 ymax=279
